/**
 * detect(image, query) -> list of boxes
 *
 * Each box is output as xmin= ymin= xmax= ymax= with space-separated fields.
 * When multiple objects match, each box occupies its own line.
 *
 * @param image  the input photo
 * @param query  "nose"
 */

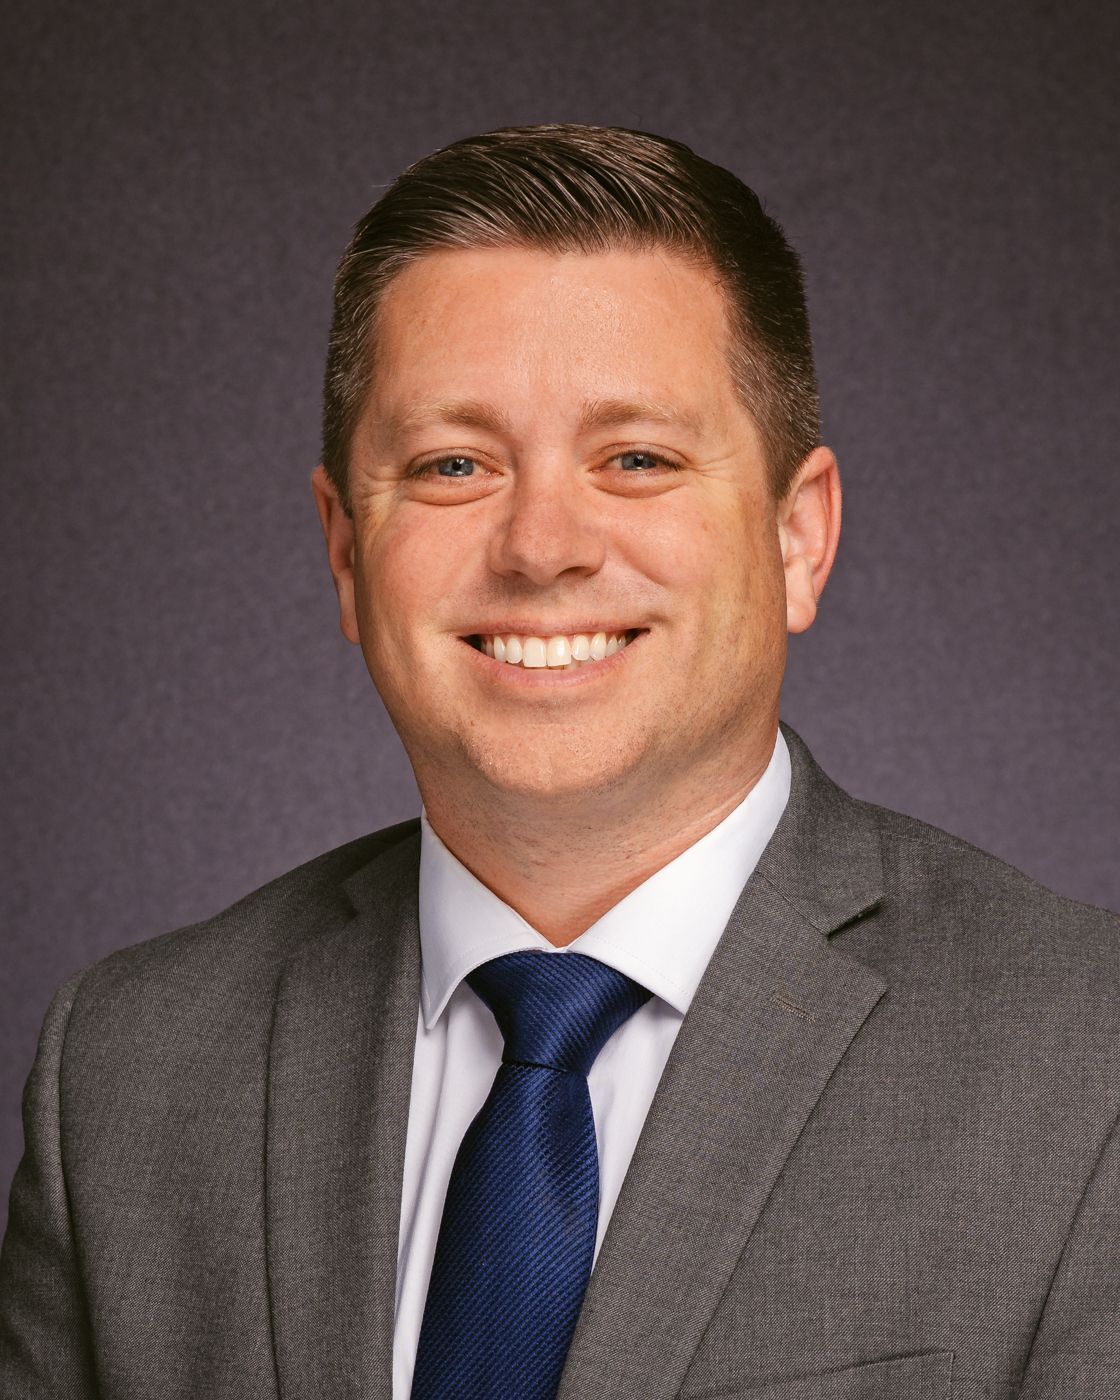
xmin=487 ymin=462 xmax=606 ymax=586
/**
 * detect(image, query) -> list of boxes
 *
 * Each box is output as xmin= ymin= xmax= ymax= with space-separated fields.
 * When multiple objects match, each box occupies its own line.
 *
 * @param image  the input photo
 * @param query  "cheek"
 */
xmin=616 ymin=502 xmax=719 ymax=590
xmin=358 ymin=510 xmax=459 ymax=630
xmin=623 ymin=495 xmax=778 ymax=606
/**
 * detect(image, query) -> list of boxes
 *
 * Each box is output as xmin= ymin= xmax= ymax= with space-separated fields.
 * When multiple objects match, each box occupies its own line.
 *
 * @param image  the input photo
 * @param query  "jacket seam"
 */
xmin=53 ymin=965 xmax=102 ymax=1396
xmin=1016 ymin=1102 xmax=1120 ymax=1386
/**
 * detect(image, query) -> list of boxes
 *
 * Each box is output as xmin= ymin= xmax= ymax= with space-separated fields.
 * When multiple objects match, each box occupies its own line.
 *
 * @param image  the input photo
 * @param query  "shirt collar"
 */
xmin=417 ymin=728 xmax=791 ymax=1028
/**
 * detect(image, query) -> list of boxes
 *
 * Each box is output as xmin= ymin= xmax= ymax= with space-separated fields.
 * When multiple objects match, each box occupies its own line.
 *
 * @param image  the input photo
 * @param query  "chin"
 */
xmin=465 ymin=735 xmax=636 ymax=802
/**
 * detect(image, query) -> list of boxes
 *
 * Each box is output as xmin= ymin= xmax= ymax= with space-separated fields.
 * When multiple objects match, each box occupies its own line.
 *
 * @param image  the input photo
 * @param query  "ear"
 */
xmin=310 ymin=464 xmax=360 ymax=645
xmin=777 ymin=445 xmax=842 ymax=635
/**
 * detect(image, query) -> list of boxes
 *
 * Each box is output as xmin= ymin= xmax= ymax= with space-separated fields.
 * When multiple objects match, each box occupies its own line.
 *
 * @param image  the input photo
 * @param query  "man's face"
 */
xmin=324 ymin=246 xmax=804 ymax=807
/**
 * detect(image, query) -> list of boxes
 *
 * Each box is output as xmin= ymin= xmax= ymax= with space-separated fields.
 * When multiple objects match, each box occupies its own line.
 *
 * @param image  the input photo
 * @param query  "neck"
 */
xmin=417 ymin=725 xmax=780 ymax=947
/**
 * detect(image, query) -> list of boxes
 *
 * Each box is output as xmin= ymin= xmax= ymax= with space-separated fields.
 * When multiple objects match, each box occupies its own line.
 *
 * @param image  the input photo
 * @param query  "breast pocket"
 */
xmin=684 ymin=1349 xmax=954 ymax=1399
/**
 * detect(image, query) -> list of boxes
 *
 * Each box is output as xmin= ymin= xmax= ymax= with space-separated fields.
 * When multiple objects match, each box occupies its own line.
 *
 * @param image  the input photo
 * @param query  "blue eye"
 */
xmin=434 ymin=457 xmax=475 ymax=477
xmin=618 ymin=451 xmax=672 ymax=472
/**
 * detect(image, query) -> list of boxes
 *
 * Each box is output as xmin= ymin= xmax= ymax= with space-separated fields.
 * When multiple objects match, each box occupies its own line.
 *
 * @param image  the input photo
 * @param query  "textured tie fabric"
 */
xmin=410 ymin=950 xmax=651 ymax=1400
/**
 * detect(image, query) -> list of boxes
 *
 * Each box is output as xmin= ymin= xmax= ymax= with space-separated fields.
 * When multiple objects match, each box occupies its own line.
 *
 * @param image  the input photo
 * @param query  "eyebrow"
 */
xmin=577 ymin=396 xmax=708 ymax=436
xmin=381 ymin=395 xmax=708 ymax=443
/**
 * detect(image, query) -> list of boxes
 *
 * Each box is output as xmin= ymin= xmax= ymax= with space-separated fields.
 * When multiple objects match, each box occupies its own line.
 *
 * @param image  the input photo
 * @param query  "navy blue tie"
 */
xmin=410 ymin=950 xmax=651 ymax=1400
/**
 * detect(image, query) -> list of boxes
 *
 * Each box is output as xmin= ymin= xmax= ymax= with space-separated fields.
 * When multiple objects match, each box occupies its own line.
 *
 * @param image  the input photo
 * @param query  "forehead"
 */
xmin=367 ymin=245 xmax=740 ymax=426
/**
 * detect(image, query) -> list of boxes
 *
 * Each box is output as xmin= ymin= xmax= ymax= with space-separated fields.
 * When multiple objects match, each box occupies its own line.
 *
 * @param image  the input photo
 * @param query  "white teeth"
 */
xmin=546 ymin=636 xmax=571 ymax=668
xmin=476 ymin=630 xmax=635 ymax=668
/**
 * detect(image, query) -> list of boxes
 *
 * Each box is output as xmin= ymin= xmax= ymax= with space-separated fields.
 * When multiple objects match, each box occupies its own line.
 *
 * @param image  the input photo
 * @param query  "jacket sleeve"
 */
xmin=1018 ymin=1107 xmax=1120 ymax=1398
xmin=0 ymin=970 xmax=99 ymax=1397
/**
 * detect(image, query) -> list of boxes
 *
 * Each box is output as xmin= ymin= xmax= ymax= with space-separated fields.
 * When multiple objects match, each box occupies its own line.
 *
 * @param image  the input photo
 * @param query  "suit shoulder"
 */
xmin=859 ymin=796 xmax=1119 ymax=970
xmin=62 ymin=817 xmax=420 ymax=1020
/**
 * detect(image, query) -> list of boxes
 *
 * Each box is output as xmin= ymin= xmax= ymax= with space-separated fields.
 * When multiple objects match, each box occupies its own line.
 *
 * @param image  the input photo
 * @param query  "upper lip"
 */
xmin=460 ymin=624 xmax=645 ymax=637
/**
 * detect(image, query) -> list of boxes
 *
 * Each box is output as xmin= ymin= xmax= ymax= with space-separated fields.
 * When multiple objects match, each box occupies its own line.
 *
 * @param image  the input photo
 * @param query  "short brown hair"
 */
xmin=321 ymin=123 xmax=819 ymax=512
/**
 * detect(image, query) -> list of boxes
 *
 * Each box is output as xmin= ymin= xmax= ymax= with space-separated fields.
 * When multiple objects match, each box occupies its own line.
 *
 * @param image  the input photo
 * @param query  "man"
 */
xmin=1 ymin=123 xmax=1117 ymax=1400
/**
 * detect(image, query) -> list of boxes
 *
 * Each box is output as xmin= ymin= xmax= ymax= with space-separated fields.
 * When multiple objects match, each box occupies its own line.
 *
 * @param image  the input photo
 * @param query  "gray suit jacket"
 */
xmin=2 ymin=723 xmax=1118 ymax=1399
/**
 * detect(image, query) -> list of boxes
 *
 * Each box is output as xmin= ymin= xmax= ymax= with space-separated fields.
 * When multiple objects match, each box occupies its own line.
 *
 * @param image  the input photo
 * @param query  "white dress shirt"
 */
xmin=392 ymin=728 xmax=792 ymax=1398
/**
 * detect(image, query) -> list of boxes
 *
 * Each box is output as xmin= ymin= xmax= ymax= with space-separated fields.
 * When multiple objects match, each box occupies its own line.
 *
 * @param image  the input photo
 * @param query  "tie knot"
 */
xmin=467 ymin=951 xmax=650 ymax=1076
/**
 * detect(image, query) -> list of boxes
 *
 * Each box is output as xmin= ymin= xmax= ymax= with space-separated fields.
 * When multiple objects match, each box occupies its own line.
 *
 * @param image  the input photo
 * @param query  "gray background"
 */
xmin=2 ymin=0 xmax=1117 ymax=1227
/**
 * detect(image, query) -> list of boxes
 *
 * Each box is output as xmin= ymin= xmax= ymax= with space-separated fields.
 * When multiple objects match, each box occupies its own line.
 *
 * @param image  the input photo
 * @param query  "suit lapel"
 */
xmin=266 ymin=829 xmax=421 ymax=1400
xmin=558 ymin=724 xmax=888 ymax=1400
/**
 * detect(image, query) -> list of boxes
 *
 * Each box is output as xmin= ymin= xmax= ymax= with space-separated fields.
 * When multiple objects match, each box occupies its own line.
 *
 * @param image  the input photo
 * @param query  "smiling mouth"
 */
xmin=464 ymin=628 xmax=645 ymax=669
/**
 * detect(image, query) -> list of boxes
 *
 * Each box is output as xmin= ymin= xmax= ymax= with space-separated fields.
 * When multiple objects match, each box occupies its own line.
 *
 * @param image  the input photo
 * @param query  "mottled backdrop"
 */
xmin=2 ymin=0 xmax=1117 ymax=1225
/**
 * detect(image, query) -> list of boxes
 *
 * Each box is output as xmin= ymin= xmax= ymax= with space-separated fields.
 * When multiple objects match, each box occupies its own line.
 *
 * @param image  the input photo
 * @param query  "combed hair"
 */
xmin=321 ymin=123 xmax=819 ymax=510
